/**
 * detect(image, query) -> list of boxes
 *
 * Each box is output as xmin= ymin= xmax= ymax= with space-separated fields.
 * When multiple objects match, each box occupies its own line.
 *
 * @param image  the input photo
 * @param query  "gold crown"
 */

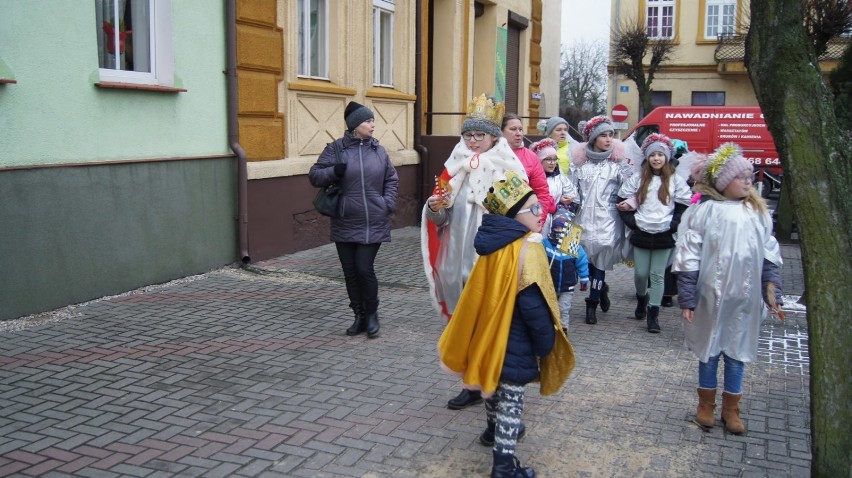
xmin=483 ymin=171 xmax=534 ymax=216
xmin=466 ymin=94 xmax=505 ymax=126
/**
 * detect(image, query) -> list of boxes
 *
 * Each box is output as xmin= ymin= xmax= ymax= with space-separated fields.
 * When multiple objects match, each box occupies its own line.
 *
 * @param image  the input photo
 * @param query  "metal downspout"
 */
xmin=226 ymin=0 xmax=250 ymax=263
xmin=611 ymin=0 xmax=621 ymax=115
xmin=414 ymin=0 xmax=430 ymax=208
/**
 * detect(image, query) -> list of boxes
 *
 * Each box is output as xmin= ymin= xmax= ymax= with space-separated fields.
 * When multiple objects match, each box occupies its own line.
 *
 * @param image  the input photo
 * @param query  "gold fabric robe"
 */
xmin=438 ymin=234 xmax=575 ymax=396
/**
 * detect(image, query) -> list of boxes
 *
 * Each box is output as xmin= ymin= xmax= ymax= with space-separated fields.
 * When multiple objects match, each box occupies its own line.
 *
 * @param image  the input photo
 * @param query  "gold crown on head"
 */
xmin=483 ymin=171 xmax=534 ymax=216
xmin=466 ymin=94 xmax=505 ymax=126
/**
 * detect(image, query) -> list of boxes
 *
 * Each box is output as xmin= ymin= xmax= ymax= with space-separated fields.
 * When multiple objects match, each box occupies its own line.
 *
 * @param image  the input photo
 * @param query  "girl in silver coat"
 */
xmin=569 ymin=116 xmax=635 ymax=324
xmin=672 ymin=142 xmax=783 ymax=435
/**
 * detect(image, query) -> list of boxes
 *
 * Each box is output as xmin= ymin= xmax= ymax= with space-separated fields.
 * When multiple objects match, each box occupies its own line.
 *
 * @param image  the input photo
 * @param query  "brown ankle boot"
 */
xmin=721 ymin=392 xmax=745 ymax=434
xmin=693 ymin=388 xmax=716 ymax=430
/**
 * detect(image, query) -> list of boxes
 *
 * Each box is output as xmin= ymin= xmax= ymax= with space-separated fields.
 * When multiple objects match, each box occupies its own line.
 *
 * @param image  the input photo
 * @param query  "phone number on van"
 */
xmin=747 ymin=157 xmax=781 ymax=166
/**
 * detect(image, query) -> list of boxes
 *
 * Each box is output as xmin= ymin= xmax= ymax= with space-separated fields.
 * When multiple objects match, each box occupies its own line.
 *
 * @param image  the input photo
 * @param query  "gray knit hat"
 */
xmin=344 ymin=101 xmax=374 ymax=131
xmin=640 ymin=133 xmax=674 ymax=163
xmin=537 ymin=116 xmax=569 ymax=137
xmin=461 ymin=118 xmax=502 ymax=138
xmin=460 ymin=94 xmax=504 ymax=138
xmin=582 ymin=115 xmax=615 ymax=142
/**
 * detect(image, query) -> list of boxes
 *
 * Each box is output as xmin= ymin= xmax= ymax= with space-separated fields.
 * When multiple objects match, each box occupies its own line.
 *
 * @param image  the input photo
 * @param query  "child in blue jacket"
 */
xmin=542 ymin=217 xmax=590 ymax=332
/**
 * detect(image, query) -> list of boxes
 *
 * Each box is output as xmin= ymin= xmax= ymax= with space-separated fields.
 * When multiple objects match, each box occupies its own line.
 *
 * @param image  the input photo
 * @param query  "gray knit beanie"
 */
xmin=461 ymin=118 xmax=502 ymax=138
xmin=640 ymin=133 xmax=674 ymax=163
xmin=344 ymin=101 xmax=374 ymax=131
xmin=582 ymin=115 xmax=615 ymax=142
xmin=540 ymin=116 xmax=569 ymax=137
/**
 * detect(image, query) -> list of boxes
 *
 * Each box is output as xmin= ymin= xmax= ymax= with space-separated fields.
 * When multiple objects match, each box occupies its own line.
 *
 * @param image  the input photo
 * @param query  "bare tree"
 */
xmin=611 ymin=16 xmax=677 ymax=119
xmin=559 ymin=40 xmax=608 ymax=113
xmin=802 ymin=0 xmax=852 ymax=56
xmin=745 ymin=1 xmax=852 ymax=476
xmin=559 ymin=40 xmax=609 ymax=139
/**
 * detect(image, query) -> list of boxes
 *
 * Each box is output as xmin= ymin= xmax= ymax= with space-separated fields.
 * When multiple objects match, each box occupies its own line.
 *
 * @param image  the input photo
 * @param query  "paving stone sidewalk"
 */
xmin=0 ymin=227 xmax=810 ymax=477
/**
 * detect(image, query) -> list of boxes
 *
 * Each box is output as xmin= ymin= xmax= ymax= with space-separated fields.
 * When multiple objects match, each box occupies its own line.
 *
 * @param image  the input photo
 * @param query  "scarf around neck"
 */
xmin=585 ymin=142 xmax=612 ymax=162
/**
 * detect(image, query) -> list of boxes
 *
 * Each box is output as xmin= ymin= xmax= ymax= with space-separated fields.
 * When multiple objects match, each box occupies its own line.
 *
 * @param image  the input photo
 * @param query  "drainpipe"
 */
xmin=414 ymin=0 xmax=430 ymax=208
xmin=226 ymin=0 xmax=250 ymax=263
xmin=611 ymin=0 xmax=621 ymax=114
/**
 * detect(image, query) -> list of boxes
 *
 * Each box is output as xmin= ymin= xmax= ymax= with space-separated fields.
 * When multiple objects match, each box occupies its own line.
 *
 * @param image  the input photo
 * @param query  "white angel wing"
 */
xmin=622 ymin=135 xmax=644 ymax=174
xmin=674 ymin=151 xmax=699 ymax=182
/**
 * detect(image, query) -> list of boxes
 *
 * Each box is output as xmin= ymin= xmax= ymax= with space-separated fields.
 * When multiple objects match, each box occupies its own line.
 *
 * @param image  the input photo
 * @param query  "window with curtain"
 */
xmin=298 ymin=0 xmax=329 ymax=79
xmin=692 ymin=91 xmax=726 ymax=106
xmin=95 ymin=0 xmax=174 ymax=86
xmin=373 ymin=0 xmax=394 ymax=86
xmin=646 ymin=0 xmax=676 ymax=39
xmin=705 ymin=0 xmax=737 ymax=39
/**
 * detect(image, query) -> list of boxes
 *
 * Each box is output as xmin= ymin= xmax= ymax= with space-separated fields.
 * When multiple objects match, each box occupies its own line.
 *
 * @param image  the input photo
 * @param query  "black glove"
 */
xmin=333 ymin=162 xmax=347 ymax=177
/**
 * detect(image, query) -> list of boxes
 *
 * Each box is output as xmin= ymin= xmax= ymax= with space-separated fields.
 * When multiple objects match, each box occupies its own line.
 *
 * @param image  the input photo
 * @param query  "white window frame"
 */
xmin=97 ymin=0 xmax=174 ymax=87
xmin=646 ymin=0 xmax=676 ymax=39
xmin=298 ymin=0 xmax=329 ymax=79
xmin=704 ymin=0 xmax=737 ymax=40
xmin=373 ymin=0 xmax=394 ymax=87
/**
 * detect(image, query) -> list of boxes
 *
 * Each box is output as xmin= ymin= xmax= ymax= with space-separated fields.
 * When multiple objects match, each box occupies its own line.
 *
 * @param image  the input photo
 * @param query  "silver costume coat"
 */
xmin=543 ymin=171 xmax=578 ymax=234
xmin=420 ymin=138 xmax=528 ymax=319
xmin=671 ymin=198 xmax=782 ymax=363
xmin=569 ymin=142 xmax=634 ymax=269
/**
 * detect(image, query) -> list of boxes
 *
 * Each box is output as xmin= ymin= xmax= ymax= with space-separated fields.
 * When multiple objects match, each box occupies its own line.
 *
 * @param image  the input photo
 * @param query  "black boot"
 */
xmin=634 ymin=294 xmax=649 ymax=320
xmin=491 ymin=451 xmax=535 ymax=478
xmin=479 ymin=420 xmax=526 ymax=447
xmin=447 ymin=389 xmax=482 ymax=410
xmin=647 ymin=305 xmax=661 ymax=333
xmin=599 ymin=283 xmax=611 ymax=312
xmin=365 ymin=312 xmax=380 ymax=338
xmin=345 ymin=304 xmax=366 ymax=336
xmin=661 ymin=296 xmax=674 ymax=307
xmin=584 ymin=299 xmax=598 ymax=324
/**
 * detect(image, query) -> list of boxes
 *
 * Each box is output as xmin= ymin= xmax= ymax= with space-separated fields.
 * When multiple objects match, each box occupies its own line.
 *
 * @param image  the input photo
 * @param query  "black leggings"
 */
xmin=587 ymin=263 xmax=606 ymax=301
xmin=335 ymin=242 xmax=381 ymax=313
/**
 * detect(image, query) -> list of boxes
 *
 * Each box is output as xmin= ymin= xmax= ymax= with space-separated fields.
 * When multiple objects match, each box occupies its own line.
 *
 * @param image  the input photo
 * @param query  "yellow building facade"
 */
xmin=424 ymin=0 xmax=562 ymax=135
xmin=608 ymin=0 xmax=848 ymax=126
xmin=233 ymin=1 xmax=562 ymax=259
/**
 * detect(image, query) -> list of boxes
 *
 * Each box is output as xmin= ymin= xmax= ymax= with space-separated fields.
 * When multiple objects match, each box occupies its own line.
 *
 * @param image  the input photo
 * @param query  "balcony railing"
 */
xmin=715 ymin=32 xmax=851 ymax=63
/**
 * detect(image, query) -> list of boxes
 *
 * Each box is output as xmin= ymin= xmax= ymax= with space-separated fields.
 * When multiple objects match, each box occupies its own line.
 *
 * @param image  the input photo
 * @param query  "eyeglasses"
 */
xmin=516 ymin=202 xmax=542 ymax=217
xmin=462 ymin=132 xmax=487 ymax=141
xmin=734 ymin=173 xmax=754 ymax=183
xmin=542 ymin=157 xmax=557 ymax=163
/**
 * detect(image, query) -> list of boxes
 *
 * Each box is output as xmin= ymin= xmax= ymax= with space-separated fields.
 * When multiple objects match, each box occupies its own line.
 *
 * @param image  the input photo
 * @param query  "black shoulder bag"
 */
xmin=313 ymin=141 xmax=344 ymax=217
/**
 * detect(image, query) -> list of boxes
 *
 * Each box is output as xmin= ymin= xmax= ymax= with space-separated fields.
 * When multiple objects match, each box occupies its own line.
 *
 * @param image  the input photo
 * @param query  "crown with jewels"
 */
xmin=483 ymin=171 xmax=534 ymax=217
xmin=466 ymin=94 xmax=505 ymax=127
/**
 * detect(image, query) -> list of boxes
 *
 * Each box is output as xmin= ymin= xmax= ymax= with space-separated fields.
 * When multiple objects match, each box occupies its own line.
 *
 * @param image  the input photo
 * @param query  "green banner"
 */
xmin=494 ymin=27 xmax=506 ymax=103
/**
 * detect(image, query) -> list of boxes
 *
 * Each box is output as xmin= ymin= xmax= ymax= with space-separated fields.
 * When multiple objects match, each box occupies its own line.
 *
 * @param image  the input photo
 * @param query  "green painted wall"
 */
xmin=0 ymin=1 xmax=229 ymax=166
xmin=0 ymin=159 xmax=237 ymax=321
xmin=0 ymin=2 xmax=237 ymax=320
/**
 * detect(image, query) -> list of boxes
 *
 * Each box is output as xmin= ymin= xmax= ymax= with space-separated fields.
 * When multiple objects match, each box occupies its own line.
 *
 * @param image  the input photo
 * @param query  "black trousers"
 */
xmin=335 ymin=242 xmax=381 ymax=313
xmin=663 ymin=264 xmax=678 ymax=297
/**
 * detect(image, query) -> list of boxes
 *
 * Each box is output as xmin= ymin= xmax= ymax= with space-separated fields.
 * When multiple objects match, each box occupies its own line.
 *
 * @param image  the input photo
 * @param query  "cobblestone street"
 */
xmin=0 ymin=227 xmax=810 ymax=477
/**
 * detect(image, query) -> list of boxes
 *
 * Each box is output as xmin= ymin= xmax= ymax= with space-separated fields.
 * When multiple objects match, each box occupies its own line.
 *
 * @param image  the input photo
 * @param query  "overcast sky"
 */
xmin=561 ymin=0 xmax=611 ymax=47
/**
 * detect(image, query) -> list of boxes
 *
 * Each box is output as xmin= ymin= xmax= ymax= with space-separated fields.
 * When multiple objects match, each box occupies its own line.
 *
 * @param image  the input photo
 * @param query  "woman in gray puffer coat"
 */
xmin=309 ymin=101 xmax=399 ymax=339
